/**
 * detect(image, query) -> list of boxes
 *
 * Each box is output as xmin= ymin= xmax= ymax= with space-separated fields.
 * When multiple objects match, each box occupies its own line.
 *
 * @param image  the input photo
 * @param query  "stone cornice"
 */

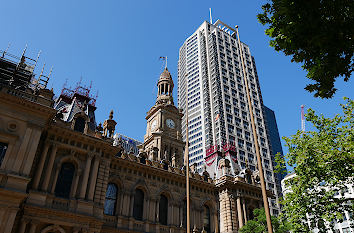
xmin=145 ymin=104 xmax=182 ymax=120
xmin=0 ymin=87 xmax=56 ymax=117
xmin=111 ymin=155 xmax=216 ymax=191
xmin=48 ymin=125 xmax=119 ymax=156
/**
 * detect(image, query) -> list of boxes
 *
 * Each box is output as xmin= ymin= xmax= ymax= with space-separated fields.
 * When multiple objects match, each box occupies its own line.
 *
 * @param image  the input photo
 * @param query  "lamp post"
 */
xmin=235 ymin=25 xmax=274 ymax=233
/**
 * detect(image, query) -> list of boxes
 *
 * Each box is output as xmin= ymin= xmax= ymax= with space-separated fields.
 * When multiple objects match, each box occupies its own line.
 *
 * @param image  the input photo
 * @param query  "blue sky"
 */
xmin=1 ymin=1 xmax=352 ymax=159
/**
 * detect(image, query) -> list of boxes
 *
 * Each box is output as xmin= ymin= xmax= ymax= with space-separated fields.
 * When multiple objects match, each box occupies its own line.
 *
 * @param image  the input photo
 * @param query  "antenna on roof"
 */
xmin=209 ymin=8 xmax=213 ymax=24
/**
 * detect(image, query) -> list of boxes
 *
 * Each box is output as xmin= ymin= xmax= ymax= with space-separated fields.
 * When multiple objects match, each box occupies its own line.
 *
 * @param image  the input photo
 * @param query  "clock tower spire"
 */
xmin=142 ymin=67 xmax=184 ymax=168
xmin=156 ymin=67 xmax=174 ymax=105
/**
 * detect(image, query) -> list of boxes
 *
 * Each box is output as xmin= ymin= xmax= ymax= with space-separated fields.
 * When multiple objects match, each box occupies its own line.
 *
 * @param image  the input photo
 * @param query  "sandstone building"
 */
xmin=0 ymin=49 xmax=272 ymax=233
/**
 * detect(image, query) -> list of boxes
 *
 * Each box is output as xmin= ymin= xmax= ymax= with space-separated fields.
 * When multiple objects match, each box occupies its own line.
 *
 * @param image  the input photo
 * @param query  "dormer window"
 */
xmin=74 ymin=117 xmax=85 ymax=133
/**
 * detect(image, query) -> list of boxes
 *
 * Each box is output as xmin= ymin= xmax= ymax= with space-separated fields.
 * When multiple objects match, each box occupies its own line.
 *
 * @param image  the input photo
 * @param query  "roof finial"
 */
xmin=209 ymin=8 xmax=213 ymax=24
xmin=109 ymin=110 xmax=114 ymax=120
xmin=159 ymin=56 xmax=167 ymax=70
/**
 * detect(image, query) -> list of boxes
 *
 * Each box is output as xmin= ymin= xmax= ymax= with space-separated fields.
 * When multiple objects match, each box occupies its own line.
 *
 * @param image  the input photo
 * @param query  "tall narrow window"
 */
xmin=74 ymin=117 xmax=85 ymax=133
xmin=0 ymin=142 xmax=8 ymax=166
xmin=54 ymin=163 xmax=75 ymax=198
xmin=246 ymin=173 xmax=252 ymax=184
xmin=159 ymin=194 xmax=168 ymax=225
xmin=133 ymin=189 xmax=144 ymax=220
xmin=104 ymin=183 xmax=118 ymax=215
xmin=203 ymin=205 xmax=211 ymax=233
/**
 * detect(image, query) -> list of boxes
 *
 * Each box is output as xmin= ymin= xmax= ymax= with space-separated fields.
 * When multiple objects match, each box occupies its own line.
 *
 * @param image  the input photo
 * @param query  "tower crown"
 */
xmin=156 ymin=67 xmax=174 ymax=105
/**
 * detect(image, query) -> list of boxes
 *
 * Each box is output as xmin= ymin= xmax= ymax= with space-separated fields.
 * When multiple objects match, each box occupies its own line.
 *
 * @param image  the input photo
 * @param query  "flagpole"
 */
xmin=185 ymin=104 xmax=191 ymax=233
xmin=235 ymin=25 xmax=273 ymax=233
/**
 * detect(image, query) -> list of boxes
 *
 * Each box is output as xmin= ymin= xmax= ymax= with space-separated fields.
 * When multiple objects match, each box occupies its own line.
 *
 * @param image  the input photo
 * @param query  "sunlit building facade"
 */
xmin=178 ymin=20 xmax=281 ymax=214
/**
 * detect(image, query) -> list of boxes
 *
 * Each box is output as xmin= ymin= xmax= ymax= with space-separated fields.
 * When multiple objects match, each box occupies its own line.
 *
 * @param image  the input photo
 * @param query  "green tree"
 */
xmin=278 ymin=98 xmax=354 ymax=232
xmin=257 ymin=0 xmax=354 ymax=98
xmin=239 ymin=208 xmax=291 ymax=233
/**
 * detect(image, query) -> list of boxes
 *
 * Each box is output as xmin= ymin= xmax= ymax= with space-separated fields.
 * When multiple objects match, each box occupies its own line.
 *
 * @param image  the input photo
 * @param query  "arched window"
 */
xmin=163 ymin=162 xmax=168 ymax=170
xmin=74 ymin=117 xmax=85 ymax=133
xmin=133 ymin=189 xmax=144 ymax=220
xmin=0 ymin=142 xmax=8 ymax=166
xmin=139 ymin=156 xmax=146 ymax=164
xmin=203 ymin=205 xmax=211 ymax=233
xmin=248 ymin=208 xmax=254 ymax=220
xmin=54 ymin=163 xmax=75 ymax=198
xmin=159 ymin=194 xmax=168 ymax=225
xmin=104 ymin=183 xmax=118 ymax=215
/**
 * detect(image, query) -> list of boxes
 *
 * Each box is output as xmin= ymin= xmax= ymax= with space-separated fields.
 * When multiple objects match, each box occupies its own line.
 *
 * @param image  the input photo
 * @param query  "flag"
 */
xmin=215 ymin=113 xmax=220 ymax=121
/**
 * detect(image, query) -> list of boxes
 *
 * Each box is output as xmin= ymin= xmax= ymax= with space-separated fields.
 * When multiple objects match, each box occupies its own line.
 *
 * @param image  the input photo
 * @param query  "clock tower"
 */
xmin=143 ymin=67 xmax=184 ymax=167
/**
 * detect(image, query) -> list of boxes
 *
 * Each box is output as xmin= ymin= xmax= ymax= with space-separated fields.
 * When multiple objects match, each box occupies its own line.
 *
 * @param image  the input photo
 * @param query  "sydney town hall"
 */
xmin=0 ymin=41 xmax=272 ymax=232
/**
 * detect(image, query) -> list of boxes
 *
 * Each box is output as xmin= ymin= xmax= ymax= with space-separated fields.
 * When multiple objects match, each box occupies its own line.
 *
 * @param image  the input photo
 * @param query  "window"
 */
xmin=104 ymin=183 xmax=118 ymax=215
xmin=74 ymin=117 xmax=85 ymax=133
xmin=54 ymin=163 xmax=75 ymax=198
xmin=133 ymin=189 xmax=144 ymax=220
xmin=0 ymin=142 xmax=8 ymax=166
xmin=342 ymin=227 xmax=350 ymax=233
xmin=203 ymin=205 xmax=211 ymax=233
xmin=246 ymin=173 xmax=252 ymax=184
xmin=159 ymin=194 xmax=168 ymax=225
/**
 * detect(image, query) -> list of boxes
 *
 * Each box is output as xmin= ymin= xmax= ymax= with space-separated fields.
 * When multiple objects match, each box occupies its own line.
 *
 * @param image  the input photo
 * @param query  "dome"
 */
xmin=159 ymin=67 xmax=172 ymax=80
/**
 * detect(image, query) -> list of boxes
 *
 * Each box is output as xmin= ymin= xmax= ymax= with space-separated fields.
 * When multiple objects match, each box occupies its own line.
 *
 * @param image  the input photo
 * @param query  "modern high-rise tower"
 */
xmin=178 ymin=20 xmax=281 ymax=214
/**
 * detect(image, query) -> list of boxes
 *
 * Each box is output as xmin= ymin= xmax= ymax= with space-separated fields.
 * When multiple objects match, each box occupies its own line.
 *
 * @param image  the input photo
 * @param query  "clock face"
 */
xmin=151 ymin=119 xmax=157 ymax=131
xmin=166 ymin=119 xmax=175 ymax=129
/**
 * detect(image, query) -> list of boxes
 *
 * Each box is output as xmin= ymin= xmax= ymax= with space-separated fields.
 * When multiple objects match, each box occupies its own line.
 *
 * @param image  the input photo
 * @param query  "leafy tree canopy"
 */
xmin=239 ymin=208 xmax=291 ymax=233
xmin=278 ymin=98 xmax=354 ymax=232
xmin=258 ymin=0 xmax=354 ymax=98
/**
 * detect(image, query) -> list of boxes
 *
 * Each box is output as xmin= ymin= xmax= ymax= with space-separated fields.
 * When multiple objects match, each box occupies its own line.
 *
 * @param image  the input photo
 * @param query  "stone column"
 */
xmin=156 ymin=197 xmax=160 ymax=223
xmin=129 ymin=193 xmax=134 ymax=216
xmin=150 ymin=198 xmax=156 ymax=222
xmin=18 ymin=218 xmax=29 ymax=233
xmin=169 ymin=204 xmax=174 ymax=225
xmin=143 ymin=197 xmax=149 ymax=220
xmin=3 ymin=209 xmax=17 ymax=233
xmin=28 ymin=221 xmax=38 ymax=233
xmin=119 ymin=193 xmax=125 ymax=216
xmin=242 ymin=199 xmax=247 ymax=224
xmin=145 ymin=198 xmax=150 ymax=219
xmin=13 ymin=128 xmax=32 ymax=172
xmin=71 ymin=169 xmax=82 ymax=198
xmin=41 ymin=144 xmax=58 ymax=191
xmin=79 ymin=153 xmax=94 ymax=199
xmin=32 ymin=143 xmax=50 ymax=189
xmin=179 ymin=205 xmax=183 ymax=227
xmin=50 ymin=167 xmax=61 ymax=194
xmin=88 ymin=156 xmax=100 ymax=200
xmin=236 ymin=196 xmax=244 ymax=229
xmin=214 ymin=212 xmax=219 ymax=233
xmin=23 ymin=128 xmax=42 ymax=175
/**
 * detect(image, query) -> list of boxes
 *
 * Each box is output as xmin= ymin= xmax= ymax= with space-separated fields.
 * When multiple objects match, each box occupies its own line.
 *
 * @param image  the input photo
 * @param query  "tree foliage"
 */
xmin=278 ymin=98 xmax=354 ymax=232
xmin=239 ymin=208 xmax=291 ymax=233
xmin=257 ymin=0 xmax=354 ymax=98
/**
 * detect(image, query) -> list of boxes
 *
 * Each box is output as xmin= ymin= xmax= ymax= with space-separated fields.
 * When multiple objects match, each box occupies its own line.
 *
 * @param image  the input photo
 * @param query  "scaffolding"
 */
xmin=60 ymin=79 xmax=98 ymax=107
xmin=0 ymin=45 xmax=51 ymax=91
